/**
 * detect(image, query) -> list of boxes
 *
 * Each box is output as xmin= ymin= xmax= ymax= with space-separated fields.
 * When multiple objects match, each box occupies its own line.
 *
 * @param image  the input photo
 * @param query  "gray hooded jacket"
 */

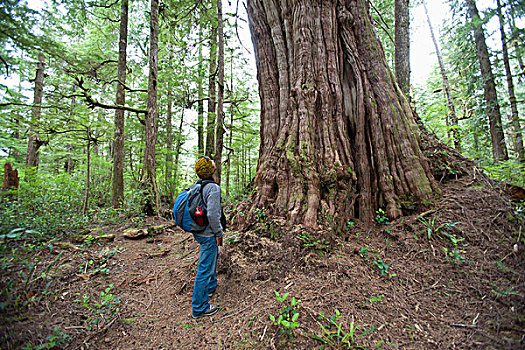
xmin=194 ymin=182 xmax=223 ymax=238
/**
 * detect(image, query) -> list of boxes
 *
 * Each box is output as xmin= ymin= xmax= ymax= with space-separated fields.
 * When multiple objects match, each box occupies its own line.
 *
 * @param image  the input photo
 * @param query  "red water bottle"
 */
xmin=195 ymin=206 xmax=204 ymax=226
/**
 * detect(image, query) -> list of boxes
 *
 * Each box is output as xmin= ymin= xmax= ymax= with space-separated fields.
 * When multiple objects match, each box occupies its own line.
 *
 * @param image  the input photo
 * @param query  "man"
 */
xmin=191 ymin=156 xmax=224 ymax=319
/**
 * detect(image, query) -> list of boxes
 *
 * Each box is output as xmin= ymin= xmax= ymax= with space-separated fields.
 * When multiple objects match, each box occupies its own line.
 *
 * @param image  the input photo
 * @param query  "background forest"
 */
xmin=0 ymin=0 xmax=524 ymax=231
xmin=1 ymin=0 xmax=525 ymax=349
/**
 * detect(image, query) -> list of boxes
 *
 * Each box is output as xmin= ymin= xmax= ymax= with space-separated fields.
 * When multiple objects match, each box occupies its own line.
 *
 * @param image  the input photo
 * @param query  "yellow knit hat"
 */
xmin=195 ymin=156 xmax=214 ymax=179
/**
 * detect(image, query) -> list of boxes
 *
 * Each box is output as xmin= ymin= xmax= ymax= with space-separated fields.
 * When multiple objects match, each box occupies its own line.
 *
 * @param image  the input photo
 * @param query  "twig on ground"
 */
xmin=212 ymin=303 xmax=253 ymax=323
xmin=408 ymin=279 xmax=441 ymax=296
xmin=260 ymin=325 xmax=267 ymax=341
xmin=138 ymin=287 xmax=153 ymax=309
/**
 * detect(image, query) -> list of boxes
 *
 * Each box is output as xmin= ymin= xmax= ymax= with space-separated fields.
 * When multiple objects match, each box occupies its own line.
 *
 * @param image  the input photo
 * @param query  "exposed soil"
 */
xmin=1 ymin=172 xmax=524 ymax=349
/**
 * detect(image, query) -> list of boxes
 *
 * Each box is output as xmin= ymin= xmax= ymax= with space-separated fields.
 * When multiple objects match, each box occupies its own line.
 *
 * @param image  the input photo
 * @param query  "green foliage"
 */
xmin=21 ymin=327 xmax=71 ymax=350
xmin=253 ymin=208 xmax=266 ymax=222
xmin=374 ymin=209 xmax=389 ymax=225
xmin=417 ymin=217 xmax=459 ymax=240
xmin=0 ymin=171 xmax=143 ymax=239
xmin=268 ymin=291 xmax=301 ymax=337
xmin=442 ymin=231 xmax=466 ymax=263
xmin=491 ymin=285 xmax=519 ymax=297
xmin=369 ymin=0 xmax=394 ymax=70
xmin=358 ymin=247 xmax=395 ymax=278
xmin=418 ymin=216 xmax=466 ymax=263
xmin=297 ymin=231 xmax=331 ymax=253
xmin=0 ymin=242 xmax=63 ymax=312
xmin=74 ymin=284 xmax=121 ymax=330
xmin=78 ymin=247 xmax=120 ymax=276
xmin=345 ymin=221 xmax=355 ymax=231
xmin=483 ymin=161 xmax=525 ymax=187
xmin=0 ymin=172 xmax=87 ymax=236
xmin=312 ymin=309 xmax=372 ymax=349
xmin=224 ymin=229 xmax=241 ymax=246
xmin=371 ymin=259 xmax=389 ymax=276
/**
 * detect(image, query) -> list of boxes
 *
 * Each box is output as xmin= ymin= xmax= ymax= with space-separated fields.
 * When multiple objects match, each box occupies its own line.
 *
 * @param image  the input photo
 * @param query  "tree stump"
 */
xmin=2 ymin=162 xmax=19 ymax=197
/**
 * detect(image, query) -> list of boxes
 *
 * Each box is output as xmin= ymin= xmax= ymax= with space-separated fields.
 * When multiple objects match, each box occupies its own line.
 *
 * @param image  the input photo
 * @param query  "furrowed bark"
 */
xmin=246 ymin=0 xmax=437 ymax=228
xmin=467 ymin=0 xmax=508 ymax=161
xmin=26 ymin=55 xmax=45 ymax=168
xmin=143 ymin=0 xmax=160 ymax=215
xmin=112 ymin=0 xmax=129 ymax=208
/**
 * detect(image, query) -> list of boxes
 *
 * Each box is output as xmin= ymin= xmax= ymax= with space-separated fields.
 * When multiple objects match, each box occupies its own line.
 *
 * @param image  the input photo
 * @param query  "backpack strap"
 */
xmin=197 ymin=179 xmax=227 ymax=230
xmin=197 ymin=179 xmax=217 ymax=206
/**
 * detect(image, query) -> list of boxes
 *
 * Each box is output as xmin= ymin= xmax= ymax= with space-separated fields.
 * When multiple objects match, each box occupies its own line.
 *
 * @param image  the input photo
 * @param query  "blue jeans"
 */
xmin=192 ymin=235 xmax=218 ymax=316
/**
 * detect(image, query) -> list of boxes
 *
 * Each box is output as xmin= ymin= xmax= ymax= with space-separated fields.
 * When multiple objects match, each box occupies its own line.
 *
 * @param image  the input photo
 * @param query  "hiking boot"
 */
xmin=192 ymin=304 xmax=219 ymax=319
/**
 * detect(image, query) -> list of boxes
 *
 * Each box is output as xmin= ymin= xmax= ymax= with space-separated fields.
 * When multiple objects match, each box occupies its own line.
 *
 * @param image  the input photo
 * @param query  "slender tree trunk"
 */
xmin=226 ymin=58 xmax=234 ymax=198
xmin=225 ymin=109 xmax=233 ymax=197
xmin=173 ymin=110 xmax=185 ymax=183
xmin=497 ymin=0 xmax=524 ymax=164
xmin=82 ymin=139 xmax=91 ymax=216
xmin=394 ymin=0 xmax=410 ymax=97
xmin=215 ymin=0 xmax=225 ymax=184
xmin=423 ymin=0 xmax=460 ymax=151
xmin=206 ymin=15 xmax=218 ymax=157
xmin=197 ymin=20 xmax=205 ymax=156
xmin=509 ymin=12 xmax=525 ymax=79
xmin=245 ymin=0 xmax=437 ymax=228
xmin=112 ymin=0 xmax=129 ymax=207
xmin=143 ymin=0 xmax=160 ymax=215
xmin=11 ymin=52 xmax=23 ymax=160
xmin=26 ymin=55 xmax=45 ymax=168
xmin=166 ymin=92 xmax=174 ymax=198
xmin=467 ymin=0 xmax=508 ymax=161
xmin=65 ymin=93 xmax=76 ymax=174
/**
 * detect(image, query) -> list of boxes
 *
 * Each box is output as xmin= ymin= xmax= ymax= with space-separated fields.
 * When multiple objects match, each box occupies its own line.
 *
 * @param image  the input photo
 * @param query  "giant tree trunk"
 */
xmin=214 ymin=0 xmax=225 ymax=184
xmin=497 ymin=0 xmax=524 ymax=164
xmin=423 ymin=0 xmax=460 ymax=151
xmin=26 ymin=55 xmax=45 ymax=168
xmin=394 ymin=0 xmax=410 ymax=97
xmin=466 ymin=0 xmax=508 ymax=161
xmin=143 ymin=0 xmax=160 ymax=215
xmin=246 ymin=0 xmax=437 ymax=227
xmin=112 ymin=0 xmax=129 ymax=208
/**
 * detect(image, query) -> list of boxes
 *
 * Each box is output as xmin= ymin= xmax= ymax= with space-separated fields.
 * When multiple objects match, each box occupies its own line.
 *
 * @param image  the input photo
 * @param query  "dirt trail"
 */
xmin=1 ymin=173 xmax=524 ymax=349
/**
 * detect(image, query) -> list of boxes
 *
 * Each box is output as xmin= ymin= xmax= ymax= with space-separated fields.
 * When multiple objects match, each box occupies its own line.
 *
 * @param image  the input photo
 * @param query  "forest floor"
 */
xmin=1 ymin=171 xmax=524 ymax=349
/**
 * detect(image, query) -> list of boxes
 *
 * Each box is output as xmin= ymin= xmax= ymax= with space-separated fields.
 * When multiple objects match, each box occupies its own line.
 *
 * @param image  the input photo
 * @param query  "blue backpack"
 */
xmin=173 ymin=180 xmax=213 ymax=232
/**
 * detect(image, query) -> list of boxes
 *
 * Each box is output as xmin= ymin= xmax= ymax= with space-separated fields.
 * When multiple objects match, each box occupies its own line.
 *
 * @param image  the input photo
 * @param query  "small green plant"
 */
xmin=418 ymin=217 xmax=458 ymax=240
xmin=297 ymin=231 xmax=331 ymax=252
xmin=375 ymin=209 xmax=389 ymax=225
xmin=253 ymin=208 xmax=266 ymax=222
xmin=372 ymin=259 xmax=389 ymax=276
xmin=268 ymin=291 xmax=301 ymax=337
xmin=224 ymin=229 xmax=241 ymax=246
xmin=443 ymin=247 xmax=465 ymax=263
xmin=21 ymin=327 xmax=71 ymax=349
xmin=297 ymin=231 xmax=318 ymax=247
xmin=312 ymin=309 xmax=373 ymax=349
xmin=78 ymin=247 xmax=119 ymax=275
xmin=345 ymin=221 xmax=355 ymax=231
xmin=358 ymin=247 xmax=370 ymax=259
xmin=491 ymin=286 xmax=519 ymax=297
xmin=362 ymin=295 xmax=385 ymax=307
xmin=441 ymin=232 xmax=466 ymax=263
xmin=359 ymin=248 xmax=395 ymax=278
xmin=74 ymin=284 xmax=121 ymax=330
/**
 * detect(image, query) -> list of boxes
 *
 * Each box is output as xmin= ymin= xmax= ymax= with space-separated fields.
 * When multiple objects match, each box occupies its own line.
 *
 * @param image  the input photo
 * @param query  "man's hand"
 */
xmin=216 ymin=237 xmax=223 ymax=247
